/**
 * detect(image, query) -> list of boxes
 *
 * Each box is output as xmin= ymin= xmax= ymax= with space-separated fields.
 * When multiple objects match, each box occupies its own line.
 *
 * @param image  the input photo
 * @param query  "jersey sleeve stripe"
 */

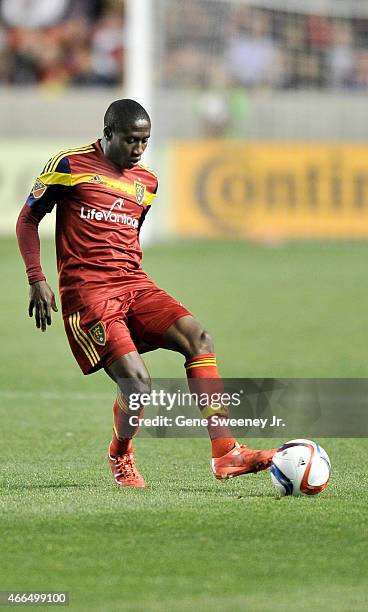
xmin=69 ymin=313 xmax=100 ymax=366
xmin=50 ymin=147 xmax=95 ymax=174
xmin=50 ymin=146 xmax=95 ymax=173
xmin=45 ymin=145 xmax=94 ymax=175
xmin=43 ymin=147 xmax=84 ymax=174
xmin=43 ymin=157 xmax=56 ymax=174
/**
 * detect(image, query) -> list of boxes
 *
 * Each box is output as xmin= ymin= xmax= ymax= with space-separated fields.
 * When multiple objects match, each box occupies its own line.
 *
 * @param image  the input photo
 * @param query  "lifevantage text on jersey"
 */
xmin=79 ymin=198 xmax=139 ymax=229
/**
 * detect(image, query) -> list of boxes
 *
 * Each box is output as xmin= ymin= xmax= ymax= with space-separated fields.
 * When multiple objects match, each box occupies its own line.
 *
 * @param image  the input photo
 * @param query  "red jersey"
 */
xmin=20 ymin=141 xmax=158 ymax=315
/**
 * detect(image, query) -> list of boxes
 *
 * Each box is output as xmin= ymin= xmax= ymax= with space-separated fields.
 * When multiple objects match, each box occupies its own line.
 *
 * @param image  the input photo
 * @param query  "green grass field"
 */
xmin=1 ymin=238 xmax=368 ymax=611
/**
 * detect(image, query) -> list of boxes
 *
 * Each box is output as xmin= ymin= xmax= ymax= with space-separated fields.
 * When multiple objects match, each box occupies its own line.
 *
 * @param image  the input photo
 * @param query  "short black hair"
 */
xmin=104 ymin=99 xmax=151 ymax=132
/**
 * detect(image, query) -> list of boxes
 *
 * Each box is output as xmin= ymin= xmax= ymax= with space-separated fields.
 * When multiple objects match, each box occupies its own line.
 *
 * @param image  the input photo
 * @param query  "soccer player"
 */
xmin=16 ymin=99 xmax=276 ymax=487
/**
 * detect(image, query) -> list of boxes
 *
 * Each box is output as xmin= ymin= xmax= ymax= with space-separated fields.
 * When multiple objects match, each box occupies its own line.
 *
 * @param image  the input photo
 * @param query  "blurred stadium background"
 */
xmin=2 ymin=0 xmax=368 ymax=241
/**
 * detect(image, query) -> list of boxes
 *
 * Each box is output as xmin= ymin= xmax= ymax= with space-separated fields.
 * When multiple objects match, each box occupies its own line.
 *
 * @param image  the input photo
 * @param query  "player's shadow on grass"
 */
xmin=167 ymin=483 xmax=276 ymax=497
xmin=2 ymin=482 xmax=102 ymax=490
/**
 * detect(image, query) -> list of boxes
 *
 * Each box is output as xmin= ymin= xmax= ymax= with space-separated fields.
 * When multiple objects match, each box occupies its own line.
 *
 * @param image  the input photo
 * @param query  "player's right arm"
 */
xmin=16 ymin=155 xmax=72 ymax=332
xmin=16 ymin=203 xmax=58 ymax=332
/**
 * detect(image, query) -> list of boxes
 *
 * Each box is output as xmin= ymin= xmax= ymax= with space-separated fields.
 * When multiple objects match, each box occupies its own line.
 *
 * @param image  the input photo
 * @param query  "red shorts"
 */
xmin=63 ymin=287 xmax=191 ymax=375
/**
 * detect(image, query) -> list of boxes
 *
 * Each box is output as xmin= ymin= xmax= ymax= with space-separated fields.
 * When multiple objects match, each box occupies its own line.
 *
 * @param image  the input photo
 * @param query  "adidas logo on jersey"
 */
xmin=80 ymin=198 xmax=138 ymax=229
xmin=88 ymin=175 xmax=102 ymax=183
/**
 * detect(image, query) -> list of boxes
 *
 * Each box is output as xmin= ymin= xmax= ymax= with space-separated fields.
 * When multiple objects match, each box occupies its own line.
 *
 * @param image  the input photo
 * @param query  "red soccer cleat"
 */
xmin=211 ymin=442 xmax=277 ymax=480
xmin=108 ymin=444 xmax=145 ymax=488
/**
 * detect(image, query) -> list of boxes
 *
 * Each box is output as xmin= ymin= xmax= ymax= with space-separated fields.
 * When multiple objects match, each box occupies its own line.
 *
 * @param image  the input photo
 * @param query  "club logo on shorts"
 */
xmin=32 ymin=178 xmax=47 ymax=199
xmin=88 ymin=321 xmax=106 ymax=346
xmin=134 ymin=181 xmax=146 ymax=205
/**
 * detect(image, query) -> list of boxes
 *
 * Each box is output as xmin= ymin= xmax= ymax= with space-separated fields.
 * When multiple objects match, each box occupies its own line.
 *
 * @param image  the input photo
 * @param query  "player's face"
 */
xmin=105 ymin=119 xmax=151 ymax=169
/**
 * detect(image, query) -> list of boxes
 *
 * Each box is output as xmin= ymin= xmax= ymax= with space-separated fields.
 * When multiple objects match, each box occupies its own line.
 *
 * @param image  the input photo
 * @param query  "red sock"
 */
xmin=185 ymin=353 xmax=236 ymax=458
xmin=109 ymin=392 xmax=142 ymax=456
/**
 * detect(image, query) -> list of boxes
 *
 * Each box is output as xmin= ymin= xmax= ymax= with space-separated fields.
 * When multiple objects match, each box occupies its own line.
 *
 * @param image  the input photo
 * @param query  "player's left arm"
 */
xmin=138 ymin=176 xmax=158 ymax=233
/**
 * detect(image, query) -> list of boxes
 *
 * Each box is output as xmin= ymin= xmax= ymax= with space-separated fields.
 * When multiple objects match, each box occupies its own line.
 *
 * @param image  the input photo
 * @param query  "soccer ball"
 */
xmin=270 ymin=439 xmax=331 ymax=497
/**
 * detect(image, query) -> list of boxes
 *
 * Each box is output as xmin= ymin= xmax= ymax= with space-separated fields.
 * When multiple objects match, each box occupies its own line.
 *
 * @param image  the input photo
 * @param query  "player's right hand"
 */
xmin=29 ymin=280 xmax=58 ymax=332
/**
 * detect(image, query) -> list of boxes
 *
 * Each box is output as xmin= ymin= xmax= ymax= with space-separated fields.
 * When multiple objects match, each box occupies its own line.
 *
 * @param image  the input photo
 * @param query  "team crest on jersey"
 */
xmin=88 ymin=321 xmax=106 ymax=346
xmin=32 ymin=178 xmax=47 ymax=199
xmin=134 ymin=181 xmax=146 ymax=205
xmin=89 ymin=175 xmax=102 ymax=184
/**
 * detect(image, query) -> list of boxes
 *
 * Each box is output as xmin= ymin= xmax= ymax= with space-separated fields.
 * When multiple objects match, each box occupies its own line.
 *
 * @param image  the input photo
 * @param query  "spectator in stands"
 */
xmin=307 ymin=14 xmax=332 ymax=51
xmin=90 ymin=6 xmax=124 ymax=86
xmin=8 ymin=28 xmax=41 ymax=84
xmin=281 ymin=15 xmax=308 ymax=88
xmin=327 ymin=20 xmax=355 ymax=89
xmin=226 ymin=8 xmax=281 ymax=88
xmin=163 ymin=0 xmax=222 ymax=87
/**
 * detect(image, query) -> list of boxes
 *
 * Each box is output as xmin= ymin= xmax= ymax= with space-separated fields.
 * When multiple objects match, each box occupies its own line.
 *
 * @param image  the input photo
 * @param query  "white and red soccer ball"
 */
xmin=270 ymin=439 xmax=331 ymax=497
